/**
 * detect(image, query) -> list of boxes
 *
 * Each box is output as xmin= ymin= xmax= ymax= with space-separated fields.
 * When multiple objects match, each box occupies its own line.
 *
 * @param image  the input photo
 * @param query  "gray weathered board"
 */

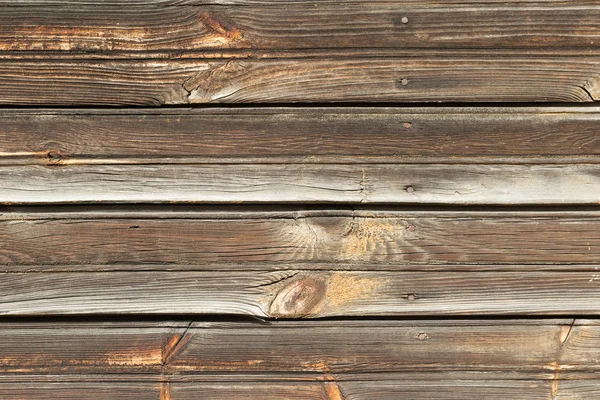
xmin=1 ymin=1 xmax=600 ymax=398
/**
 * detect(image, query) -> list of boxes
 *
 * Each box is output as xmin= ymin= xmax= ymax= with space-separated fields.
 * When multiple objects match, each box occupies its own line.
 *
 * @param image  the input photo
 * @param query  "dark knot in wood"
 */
xmin=269 ymin=276 xmax=326 ymax=318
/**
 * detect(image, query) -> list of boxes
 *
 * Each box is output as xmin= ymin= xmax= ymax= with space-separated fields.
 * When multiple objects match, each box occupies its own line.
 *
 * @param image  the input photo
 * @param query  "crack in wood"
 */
xmin=578 ymin=84 xmax=596 ymax=102
xmin=359 ymin=168 xmax=371 ymax=203
xmin=560 ymin=319 xmax=576 ymax=347
xmin=182 ymin=60 xmax=247 ymax=103
xmin=254 ymin=271 xmax=300 ymax=289
xmin=162 ymin=321 xmax=193 ymax=366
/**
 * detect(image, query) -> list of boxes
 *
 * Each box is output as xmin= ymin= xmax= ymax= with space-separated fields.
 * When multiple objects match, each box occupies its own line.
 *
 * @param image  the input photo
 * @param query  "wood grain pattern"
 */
xmin=4 ymin=107 xmax=600 ymax=165
xmin=2 ymin=211 xmax=600 ymax=266
xmin=4 ymin=0 xmax=600 ymax=4
xmin=1 ymin=270 xmax=600 ymax=317
xmin=0 ymin=58 xmax=596 ymax=105
xmin=0 ymin=381 xmax=162 ymax=400
xmin=2 ymin=0 xmax=598 ymax=396
xmin=2 ymin=163 xmax=600 ymax=205
xmin=0 ymin=320 xmax=597 ymax=374
xmin=168 ymin=380 xmax=600 ymax=400
xmin=2 ymin=378 xmax=600 ymax=400
xmin=0 ymin=3 xmax=599 ymax=54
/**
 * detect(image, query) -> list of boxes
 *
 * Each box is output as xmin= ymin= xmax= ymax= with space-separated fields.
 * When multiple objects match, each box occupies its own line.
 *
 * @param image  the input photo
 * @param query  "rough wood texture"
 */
xmin=1 ymin=0 xmax=598 ymax=396
xmin=2 ymin=210 xmax=600 ymax=266
xmin=2 ymin=377 xmax=600 ymax=400
xmin=0 ymin=3 xmax=599 ymax=54
xmin=0 ymin=381 xmax=161 ymax=400
xmin=0 ymin=320 xmax=596 ymax=374
xmin=3 ymin=163 xmax=600 ymax=205
xmin=4 ymin=0 xmax=600 ymax=4
xmin=168 ymin=380 xmax=600 ymax=400
xmin=2 ymin=378 xmax=598 ymax=400
xmin=4 ymin=107 xmax=600 ymax=165
xmin=0 ymin=58 xmax=596 ymax=105
xmin=1 ymin=270 xmax=600 ymax=317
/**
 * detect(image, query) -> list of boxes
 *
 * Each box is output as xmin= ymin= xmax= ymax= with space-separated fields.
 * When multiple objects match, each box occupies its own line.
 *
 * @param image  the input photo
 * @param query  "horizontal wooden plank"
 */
xmin=0 ymin=3 xmax=599 ymax=55
xmin=1 ymin=378 xmax=599 ymax=400
xmin=0 ymin=381 xmax=161 ymax=399
xmin=0 ymin=58 xmax=596 ymax=105
xmin=1 ymin=379 xmax=595 ymax=399
xmin=1 ymin=270 xmax=600 ymax=317
xmin=169 ymin=380 xmax=599 ymax=399
xmin=2 ymin=211 xmax=600 ymax=266
xmin=2 ymin=163 xmax=600 ymax=205
xmin=0 ymin=370 xmax=594 ymax=382
xmin=4 ymin=107 xmax=600 ymax=165
xmin=0 ymin=320 xmax=597 ymax=374
xmin=4 ymin=0 xmax=600 ymax=5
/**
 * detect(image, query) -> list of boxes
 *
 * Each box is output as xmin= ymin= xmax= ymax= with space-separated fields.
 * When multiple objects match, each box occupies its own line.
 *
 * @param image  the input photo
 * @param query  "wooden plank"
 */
xmin=1 ymin=270 xmax=600 ymax=317
xmin=2 ymin=211 xmax=600 ymax=266
xmin=3 ymin=0 xmax=600 ymax=5
xmin=0 ymin=3 xmax=599 ymax=54
xmin=170 ymin=380 xmax=599 ymax=399
xmin=0 ymin=321 xmax=181 ymax=374
xmin=0 ymin=58 xmax=596 ymax=105
xmin=0 ymin=381 xmax=161 ymax=400
xmin=0 ymin=320 xmax=597 ymax=374
xmin=1 ymin=378 xmax=599 ymax=400
xmin=3 ymin=107 xmax=600 ymax=165
xmin=0 ymin=371 xmax=593 ymax=382
xmin=2 ymin=163 xmax=600 ymax=205
xmin=123 ymin=320 xmax=600 ymax=374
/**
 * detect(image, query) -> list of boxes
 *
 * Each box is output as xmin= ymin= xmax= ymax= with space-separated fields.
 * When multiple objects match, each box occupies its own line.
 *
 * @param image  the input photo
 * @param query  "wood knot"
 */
xmin=269 ymin=276 xmax=326 ymax=318
xmin=198 ymin=11 xmax=243 ymax=42
xmin=46 ymin=150 xmax=63 ymax=164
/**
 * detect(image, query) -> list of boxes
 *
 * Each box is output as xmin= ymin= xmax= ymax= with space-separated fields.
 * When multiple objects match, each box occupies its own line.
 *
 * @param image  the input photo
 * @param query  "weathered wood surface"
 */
xmin=1 ymin=270 xmax=600 ymax=316
xmin=0 ymin=58 xmax=596 ymax=105
xmin=4 ymin=0 xmax=600 ymax=4
xmin=3 ymin=107 xmax=600 ymax=165
xmin=0 ymin=320 xmax=597 ymax=374
xmin=1 ymin=378 xmax=599 ymax=399
xmin=2 ymin=210 xmax=600 ymax=266
xmin=164 ymin=380 xmax=600 ymax=400
xmin=1 ymin=1 xmax=598 ymax=396
xmin=0 ymin=381 xmax=161 ymax=400
xmin=3 ymin=163 xmax=600 ymax=205
xmin=0 ymin=3 xmax=599 ymax=54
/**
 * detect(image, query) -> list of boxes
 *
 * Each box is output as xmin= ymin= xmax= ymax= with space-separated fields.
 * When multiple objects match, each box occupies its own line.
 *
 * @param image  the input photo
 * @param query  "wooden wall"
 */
xmin=1 ymin=1 xmax=600 ymax=398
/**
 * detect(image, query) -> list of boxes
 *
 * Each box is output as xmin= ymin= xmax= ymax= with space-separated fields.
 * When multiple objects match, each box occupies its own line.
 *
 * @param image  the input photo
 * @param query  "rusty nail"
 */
xmin=415 ymin=332 xmax=428 ymax=340
xmin=400 ymin=78 xmax=409 ymax=86
xmin=403 ymin=122 xmax=412 ymax=128
xmin=406 ymin=185 xmax=414 ymax=193
xmin=407 ymin=225 xmax=416 ymax=232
